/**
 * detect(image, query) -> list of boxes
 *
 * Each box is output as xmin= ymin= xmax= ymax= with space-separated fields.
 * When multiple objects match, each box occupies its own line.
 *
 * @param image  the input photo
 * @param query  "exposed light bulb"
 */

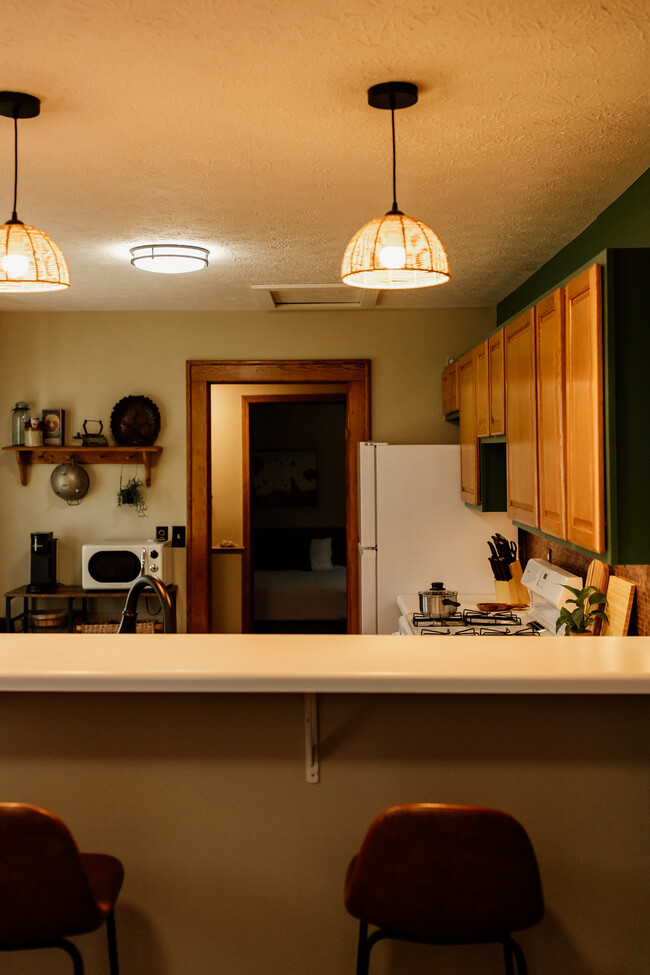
xmin=379 ymin=245 xmax=406 ymax=270
xmin=1 ymin=253 xmax=30 ymax=277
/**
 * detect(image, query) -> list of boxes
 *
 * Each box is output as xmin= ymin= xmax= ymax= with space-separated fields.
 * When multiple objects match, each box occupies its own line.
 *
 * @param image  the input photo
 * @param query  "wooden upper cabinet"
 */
xmin=458 ymin=349 xmax=480 ymax=505
xmin=536 ymin=288 xmax=566 ymax=539
xmin=441 ymin=361 xmax=459 ymax=414
xmin=488 ymin=330 xmax=505 ymax=435
xmin=564 ymin=264 xmax=605 ymax=552
xmin=505 ymin=307 xmax=538 ymax=527
xmin=475 ymin=340 xmax=489 ymax=437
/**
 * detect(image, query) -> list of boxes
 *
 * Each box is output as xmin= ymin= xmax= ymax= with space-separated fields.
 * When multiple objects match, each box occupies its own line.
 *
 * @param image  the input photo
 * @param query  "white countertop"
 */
xmin=0 ymin=632 xmax=648 ymax=693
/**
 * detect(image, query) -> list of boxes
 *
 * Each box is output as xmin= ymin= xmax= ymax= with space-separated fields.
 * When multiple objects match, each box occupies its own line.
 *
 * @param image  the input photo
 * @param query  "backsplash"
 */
xmin=519 ymin=531 xmax=649 ymax=636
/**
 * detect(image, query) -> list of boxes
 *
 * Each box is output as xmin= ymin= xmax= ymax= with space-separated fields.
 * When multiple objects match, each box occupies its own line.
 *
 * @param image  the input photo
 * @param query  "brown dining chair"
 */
xmin=345 ymin=803 xmax=544 ymax=975
xmin=0 ymin=802 xmax=124 ymax=975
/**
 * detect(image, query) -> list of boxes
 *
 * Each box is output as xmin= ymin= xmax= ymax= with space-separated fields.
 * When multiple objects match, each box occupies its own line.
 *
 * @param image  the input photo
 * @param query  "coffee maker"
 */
xmin=26 ymin=532 xmax=58 ymax=593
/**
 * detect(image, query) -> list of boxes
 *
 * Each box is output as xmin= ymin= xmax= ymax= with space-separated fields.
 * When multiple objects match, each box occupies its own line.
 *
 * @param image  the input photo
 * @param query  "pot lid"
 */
xmin=418 ymin=582 xmax=457 ymax=596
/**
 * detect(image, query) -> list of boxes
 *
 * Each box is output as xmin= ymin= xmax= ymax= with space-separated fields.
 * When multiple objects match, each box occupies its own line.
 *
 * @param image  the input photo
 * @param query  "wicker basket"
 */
xmin=29 ymin=610 xmax=67 ymax=629
xmin=76 ymin=620 xmax=157 ymax=634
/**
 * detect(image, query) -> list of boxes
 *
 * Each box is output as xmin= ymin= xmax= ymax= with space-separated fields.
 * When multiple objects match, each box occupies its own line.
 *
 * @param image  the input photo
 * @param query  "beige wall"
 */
xmin=0 ymin=307 xmax=493 ymax=630
xmin=0 ymin=691 xmax=647 ymax=975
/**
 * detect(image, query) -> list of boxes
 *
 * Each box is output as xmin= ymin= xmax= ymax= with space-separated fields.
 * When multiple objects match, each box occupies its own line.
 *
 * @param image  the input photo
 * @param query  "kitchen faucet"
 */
xmin=117 ymin=547 xmax=176 ymax=633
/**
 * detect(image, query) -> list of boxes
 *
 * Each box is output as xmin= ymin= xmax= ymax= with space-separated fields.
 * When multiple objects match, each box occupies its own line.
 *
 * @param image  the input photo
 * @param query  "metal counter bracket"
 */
xmin=304 ymin=692 xmax=319 ymax=783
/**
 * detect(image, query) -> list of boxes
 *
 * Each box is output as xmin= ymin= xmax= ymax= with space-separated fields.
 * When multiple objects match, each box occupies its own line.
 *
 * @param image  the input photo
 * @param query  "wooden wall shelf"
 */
xmin=3 ymin=445 xmax=162 ymax=486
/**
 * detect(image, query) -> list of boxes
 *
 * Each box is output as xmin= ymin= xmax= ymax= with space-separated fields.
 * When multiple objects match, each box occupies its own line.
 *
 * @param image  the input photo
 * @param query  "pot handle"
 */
xmin=443 ymin=598 xmax=460 ymax=607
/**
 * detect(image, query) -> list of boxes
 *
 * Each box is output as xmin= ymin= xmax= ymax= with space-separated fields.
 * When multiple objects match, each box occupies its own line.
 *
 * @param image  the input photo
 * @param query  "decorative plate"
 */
xmin=110 ymin=395 xmax=161 ymax=446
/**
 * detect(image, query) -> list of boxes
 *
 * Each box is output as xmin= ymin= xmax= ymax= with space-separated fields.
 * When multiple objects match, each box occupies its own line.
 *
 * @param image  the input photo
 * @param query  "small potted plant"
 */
xmin=556 ymin=585 xmax=608 ymax=636
xmin=117 ymin=475 xmax=148 ymax=518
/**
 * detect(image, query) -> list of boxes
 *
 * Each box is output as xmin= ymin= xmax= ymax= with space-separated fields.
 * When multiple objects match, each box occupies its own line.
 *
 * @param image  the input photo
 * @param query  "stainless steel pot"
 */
xmin=418 ymin=582 xmax=460 ymax=618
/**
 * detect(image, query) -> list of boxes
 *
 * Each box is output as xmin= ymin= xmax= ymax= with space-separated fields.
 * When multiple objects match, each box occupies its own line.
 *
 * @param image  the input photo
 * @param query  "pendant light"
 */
xmin=0 ymin=92 xmax=70 ymax=293
xmin=341 ymin=82 xmax=450 ymax=290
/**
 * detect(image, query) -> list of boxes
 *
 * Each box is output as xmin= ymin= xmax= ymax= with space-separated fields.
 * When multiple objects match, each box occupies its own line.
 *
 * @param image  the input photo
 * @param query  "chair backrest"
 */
xmin=344 ymin=803 xmax=544 ymax=941
xmin=0 ymin=803 xmax=104 ymax=944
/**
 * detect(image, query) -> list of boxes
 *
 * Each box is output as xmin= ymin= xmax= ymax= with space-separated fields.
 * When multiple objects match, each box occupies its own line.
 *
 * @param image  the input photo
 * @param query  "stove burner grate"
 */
xmin=412 ymin=608 xmax=541 ymax=637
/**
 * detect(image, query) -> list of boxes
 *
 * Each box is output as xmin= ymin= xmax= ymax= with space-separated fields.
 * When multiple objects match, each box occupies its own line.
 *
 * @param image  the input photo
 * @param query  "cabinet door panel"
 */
xmin=459 ymin=349 xmax=479 ymax=505
xmin=441 ymin=361 xmax=459 ymax=414
xmin=475 ymin=340 xmax=489 ymax=437
xmin=505 ymin=309 xmax=538 ymax=527
xmin=565 ymin=264 xmax=605 ymax=552
xmin=536 ymin=288 xmax=566 ymax=539
xmin=488 ymin=330 xmax=505 ymax=435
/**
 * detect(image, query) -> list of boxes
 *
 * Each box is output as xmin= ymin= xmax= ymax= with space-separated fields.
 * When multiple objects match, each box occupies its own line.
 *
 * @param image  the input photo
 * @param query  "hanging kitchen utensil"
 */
xmin=50 ymin=461 xmax=89 ymax=505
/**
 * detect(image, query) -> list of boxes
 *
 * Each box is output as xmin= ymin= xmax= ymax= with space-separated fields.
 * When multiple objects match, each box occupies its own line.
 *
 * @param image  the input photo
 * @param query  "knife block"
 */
xmin=494 ymin=559 xmax=530 ymax=605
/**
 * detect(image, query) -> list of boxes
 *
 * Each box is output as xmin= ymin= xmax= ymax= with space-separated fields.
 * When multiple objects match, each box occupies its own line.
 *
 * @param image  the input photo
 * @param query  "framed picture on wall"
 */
xmin=252 ymin=449 xmax=317 ymax=507
xmin=42 ymin=409 xmax=65 ymax=447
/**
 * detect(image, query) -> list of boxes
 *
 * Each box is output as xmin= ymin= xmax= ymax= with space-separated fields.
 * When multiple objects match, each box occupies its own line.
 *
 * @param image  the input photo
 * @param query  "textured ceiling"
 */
xmin=0 ymin=0 xmax=648 ymax=311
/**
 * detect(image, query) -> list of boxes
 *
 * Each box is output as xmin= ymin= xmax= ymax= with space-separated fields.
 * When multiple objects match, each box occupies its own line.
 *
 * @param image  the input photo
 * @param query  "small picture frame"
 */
xmin=42 ymin=409 xmax=65 ymax=447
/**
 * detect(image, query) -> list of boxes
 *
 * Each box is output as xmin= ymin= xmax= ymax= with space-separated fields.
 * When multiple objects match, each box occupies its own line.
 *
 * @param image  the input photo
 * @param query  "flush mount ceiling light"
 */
xmin=130 ymin=244 xmax=210 ymax=274
xmin=341 ymin=81 xmax=450 ymax=290
xmin=0 ymin=91 xmax=70 ymax=293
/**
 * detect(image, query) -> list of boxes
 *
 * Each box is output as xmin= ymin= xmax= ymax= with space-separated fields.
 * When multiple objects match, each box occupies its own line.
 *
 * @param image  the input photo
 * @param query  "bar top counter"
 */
xmin=0 ymin=632 xmax=648 ymax=693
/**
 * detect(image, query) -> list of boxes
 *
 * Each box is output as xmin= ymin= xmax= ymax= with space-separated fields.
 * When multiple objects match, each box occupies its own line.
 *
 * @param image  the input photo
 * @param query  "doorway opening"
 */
xmin=186 ymin=360 xmax=371 ymax=633
xmin=244 ymin=395 xmax=347 ymax=634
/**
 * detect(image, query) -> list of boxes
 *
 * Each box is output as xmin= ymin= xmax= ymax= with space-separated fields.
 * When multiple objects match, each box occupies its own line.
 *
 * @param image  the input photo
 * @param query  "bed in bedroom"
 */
xmin=252 ymin=527 xmax=347 ymax=631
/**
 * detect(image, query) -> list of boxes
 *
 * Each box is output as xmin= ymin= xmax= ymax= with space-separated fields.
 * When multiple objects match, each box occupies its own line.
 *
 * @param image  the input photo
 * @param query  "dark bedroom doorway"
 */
xmin=243 ymin=395 xmax=347 ymax=634
xmin=186 ymin=359 xmax=371 ymax=634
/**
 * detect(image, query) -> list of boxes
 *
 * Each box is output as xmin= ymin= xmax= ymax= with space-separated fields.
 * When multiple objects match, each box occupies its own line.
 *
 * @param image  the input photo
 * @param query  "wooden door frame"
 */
xmin=186 ymin=359 xmax=371 ymax=633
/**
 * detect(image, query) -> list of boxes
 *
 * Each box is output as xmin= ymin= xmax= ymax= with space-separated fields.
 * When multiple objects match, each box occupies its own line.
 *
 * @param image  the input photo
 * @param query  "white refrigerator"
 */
xmin=359 ymin=443 xmax=519 ymax=634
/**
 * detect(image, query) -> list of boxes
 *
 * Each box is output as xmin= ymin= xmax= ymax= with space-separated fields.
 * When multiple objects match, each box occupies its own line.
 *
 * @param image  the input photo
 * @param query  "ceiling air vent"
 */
xmin=251 ymin=284 xmax=379 ymax=311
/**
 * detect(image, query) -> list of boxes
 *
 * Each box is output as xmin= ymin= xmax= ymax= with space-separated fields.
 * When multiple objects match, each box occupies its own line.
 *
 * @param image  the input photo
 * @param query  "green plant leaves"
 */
xmin=556 ymin=583 xmax=609 ymax=634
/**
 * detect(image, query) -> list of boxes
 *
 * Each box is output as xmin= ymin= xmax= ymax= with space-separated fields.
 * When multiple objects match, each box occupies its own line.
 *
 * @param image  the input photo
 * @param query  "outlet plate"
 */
xmin=172 ymin=526 xmax=186 ymax=548
xmin=156 ymin=526 xmax=168 ymax=541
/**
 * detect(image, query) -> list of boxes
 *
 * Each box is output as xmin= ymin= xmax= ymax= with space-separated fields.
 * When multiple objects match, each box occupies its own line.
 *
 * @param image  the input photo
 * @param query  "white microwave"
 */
xmin=82 ymin=541 xmax=172 ymax=590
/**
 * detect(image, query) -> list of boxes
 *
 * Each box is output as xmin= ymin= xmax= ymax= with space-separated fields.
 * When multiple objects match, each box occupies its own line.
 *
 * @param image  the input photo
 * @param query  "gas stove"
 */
xmin=397 ymin=559 xmax=583 ymax=638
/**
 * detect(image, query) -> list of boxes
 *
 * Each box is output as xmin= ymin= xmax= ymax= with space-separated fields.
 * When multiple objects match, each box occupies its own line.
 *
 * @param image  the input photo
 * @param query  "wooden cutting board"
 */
xmin=600 ymin=576 xmax=636 ymax=637
xmin=585 ymin=559 xmax=609 ymax=634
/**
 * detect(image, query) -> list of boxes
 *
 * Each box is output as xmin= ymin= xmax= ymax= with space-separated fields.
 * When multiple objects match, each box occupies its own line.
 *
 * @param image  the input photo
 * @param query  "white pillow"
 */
xmin=310 ymin=536 xmax=333 ymax=571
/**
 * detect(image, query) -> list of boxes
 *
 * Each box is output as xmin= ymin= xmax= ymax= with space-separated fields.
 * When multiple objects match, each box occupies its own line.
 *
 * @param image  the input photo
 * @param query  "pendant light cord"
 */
xmin=10 ymin=111 xmax=19 ymax=222
xmin=390 ymin=93 xmax=399 ymax=213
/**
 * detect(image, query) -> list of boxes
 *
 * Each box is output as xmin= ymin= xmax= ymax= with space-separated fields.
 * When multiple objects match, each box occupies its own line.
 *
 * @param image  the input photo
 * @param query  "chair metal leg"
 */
xmin=503 ymin=938 xmax=515 ymax=975
xmin=509 ymin=936 xmax=528 ymax=975
xmin=56 ymin=938 xmax=85 ymax=975
xmin=0 ymin=940 xmax=83 ymax=975
xmin=106 ymin=909 xmax=120 ymax=975
xmin=356 ymin=921 xmax=370 ymax=975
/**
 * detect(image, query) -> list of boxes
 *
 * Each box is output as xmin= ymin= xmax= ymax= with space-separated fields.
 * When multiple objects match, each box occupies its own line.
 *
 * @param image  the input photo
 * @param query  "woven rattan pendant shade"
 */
xmin=341 ymin=81 xmax=450 ymax=291
xmin=341 ymin=210 xmax=450 ymax=289
xmin=0 ymin=91 xmax=70 ymax=293
xmin=0 ymin=221 xmax=70 ymax=292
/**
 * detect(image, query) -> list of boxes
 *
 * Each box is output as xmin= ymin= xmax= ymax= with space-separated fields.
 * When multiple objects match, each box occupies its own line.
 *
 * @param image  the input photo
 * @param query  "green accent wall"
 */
xmin=497 ymin=168 xmax=650 ymax=324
